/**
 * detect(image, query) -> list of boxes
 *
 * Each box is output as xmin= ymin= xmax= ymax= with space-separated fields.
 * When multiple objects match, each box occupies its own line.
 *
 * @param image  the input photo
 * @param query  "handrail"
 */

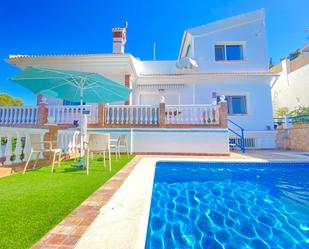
xmin=227 ymin=118 xmax=244 ymax=131
xmin=228 ymin=128 xmax=242 ymax=138
xmin=227 ymin=119 xmax=245 ymax=153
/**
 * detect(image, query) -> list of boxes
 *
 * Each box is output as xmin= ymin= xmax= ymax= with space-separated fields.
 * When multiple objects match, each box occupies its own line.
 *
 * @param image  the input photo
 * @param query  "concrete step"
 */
xmin=0 ymin=167 xmax=13 ymax=178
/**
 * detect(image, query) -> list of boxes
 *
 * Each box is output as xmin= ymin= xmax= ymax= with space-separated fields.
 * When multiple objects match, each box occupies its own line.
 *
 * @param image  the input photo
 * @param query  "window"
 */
xmin=63 ymin=100 xmax=85 ymax=105
xmin=217 ymin=95 xmax=247 ymax=114
xmin=215 ymin=45 xmax=225 ymax=61
xmin=185 ymin=44 xmax=191 ymax=57
xmin=215 ymin=44 xmax=244 ymax=61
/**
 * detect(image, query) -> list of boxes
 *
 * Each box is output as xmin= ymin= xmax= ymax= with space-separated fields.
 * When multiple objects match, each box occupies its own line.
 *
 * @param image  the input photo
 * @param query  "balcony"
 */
xmin=0 ymin=102 xmax=228 ymax=128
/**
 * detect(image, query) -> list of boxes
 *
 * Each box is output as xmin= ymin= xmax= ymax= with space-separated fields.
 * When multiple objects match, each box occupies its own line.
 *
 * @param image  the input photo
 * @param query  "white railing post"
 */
xmin=24 ymin=134 xmax=31 ymax=161
xmin=14 ymin=133 xmax=22 ymax=163
xmin=283 ymin=115 xmax=291 ymax=129
xmin=4 ymin=135 xmax=12 ymax=165
xmin=57 ymin=129 xmax=80 ymax=155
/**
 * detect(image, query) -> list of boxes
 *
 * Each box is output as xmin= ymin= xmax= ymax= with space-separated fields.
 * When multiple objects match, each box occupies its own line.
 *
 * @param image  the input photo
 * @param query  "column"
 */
xmin=124 ymin=74 xmax=132 ymax=105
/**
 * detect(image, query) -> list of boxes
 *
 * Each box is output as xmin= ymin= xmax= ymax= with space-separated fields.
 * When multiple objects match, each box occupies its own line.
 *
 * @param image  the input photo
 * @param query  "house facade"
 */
xmin=5 ymin=9 xmax=276 ymax=149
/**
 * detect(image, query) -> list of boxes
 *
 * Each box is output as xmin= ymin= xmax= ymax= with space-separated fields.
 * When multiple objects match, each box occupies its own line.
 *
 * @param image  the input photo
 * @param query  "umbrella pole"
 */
xmin=80 ymin=86 xmax=85 ymax=165
xmin=74 ymin=85 xmax=85 ymax=169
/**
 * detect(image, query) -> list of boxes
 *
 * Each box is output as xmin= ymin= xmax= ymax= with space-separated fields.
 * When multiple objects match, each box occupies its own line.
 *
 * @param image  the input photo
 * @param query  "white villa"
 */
xmin=3 ymin=9 xmax=277 ymax=155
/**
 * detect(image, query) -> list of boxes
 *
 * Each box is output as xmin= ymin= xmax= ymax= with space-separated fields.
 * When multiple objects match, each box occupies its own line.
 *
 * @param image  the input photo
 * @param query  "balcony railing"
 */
xmin=165 ymin=105 xmax=219 ymax=125
xmin=48 ymin=105 xmax=98 ymax=124
xmin=105 ymin=105 xmax=159 ymax=126
xmin=0 ymin=102 xmax=227 ymax=128
xmin=0 ymin=106 xmax=38 ymax=125
xmin=0 ymin=127 xmax=48 ymax=165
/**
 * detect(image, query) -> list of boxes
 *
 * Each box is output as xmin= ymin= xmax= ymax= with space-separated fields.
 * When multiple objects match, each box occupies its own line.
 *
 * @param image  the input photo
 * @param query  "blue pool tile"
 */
xmin=145 ymin=162 xmax=309 ymax=249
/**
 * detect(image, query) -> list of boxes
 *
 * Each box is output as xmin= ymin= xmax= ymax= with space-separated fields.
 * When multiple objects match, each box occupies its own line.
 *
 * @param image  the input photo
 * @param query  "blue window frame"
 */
xmin=63 ymin=100 xmax=85 ymax=105
xmin=217 ymin=95 xmax=247 ymax=114
xmin=215 ymin=44 xmax=244 ymax=61
xmin=226 ymin=45 xmax=244 ymax=60
xmin=215 ymin=45 xmax=225 ymax=61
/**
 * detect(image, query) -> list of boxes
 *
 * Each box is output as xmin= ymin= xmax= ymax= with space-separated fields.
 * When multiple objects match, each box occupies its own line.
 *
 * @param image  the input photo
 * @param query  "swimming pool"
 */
xmin=145 ymin=162 xmax=309 ymax=249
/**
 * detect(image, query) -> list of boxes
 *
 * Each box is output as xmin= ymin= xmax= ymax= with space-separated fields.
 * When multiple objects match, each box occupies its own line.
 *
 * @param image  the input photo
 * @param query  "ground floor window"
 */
xmin=217 ymin=95 xmax=247 ymax=114
xmin=63 ymin=100 xmax=85 ymax=105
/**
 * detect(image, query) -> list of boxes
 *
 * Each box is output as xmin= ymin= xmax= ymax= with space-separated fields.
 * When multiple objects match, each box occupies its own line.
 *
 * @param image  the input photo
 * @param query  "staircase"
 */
xmin=227 ymin=119 xmax=245 ymax=153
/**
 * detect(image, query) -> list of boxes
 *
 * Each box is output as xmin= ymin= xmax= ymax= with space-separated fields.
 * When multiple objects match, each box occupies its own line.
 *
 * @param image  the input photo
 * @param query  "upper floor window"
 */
xmin=215 ymin=44 xmax=244 ymax=61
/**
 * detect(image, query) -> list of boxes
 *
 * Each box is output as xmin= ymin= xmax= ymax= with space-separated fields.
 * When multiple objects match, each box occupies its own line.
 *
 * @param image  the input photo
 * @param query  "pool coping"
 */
xmin=75 ymin=157 xmax=158 ymax=249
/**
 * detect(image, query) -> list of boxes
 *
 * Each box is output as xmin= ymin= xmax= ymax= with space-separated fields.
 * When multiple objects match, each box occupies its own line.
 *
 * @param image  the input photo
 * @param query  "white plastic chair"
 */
xmin=23 ymin=134 xmax=62 ymax=174
xmin=85 ymin=133 xmax=111 ymax=175
xmin=110 ymin=134 xmax=129 ymax=159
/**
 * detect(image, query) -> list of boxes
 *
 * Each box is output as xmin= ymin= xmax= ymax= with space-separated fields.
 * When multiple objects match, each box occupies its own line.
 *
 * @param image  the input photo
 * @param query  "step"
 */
xmin=0 ymin=167 xmax=13 ymax=178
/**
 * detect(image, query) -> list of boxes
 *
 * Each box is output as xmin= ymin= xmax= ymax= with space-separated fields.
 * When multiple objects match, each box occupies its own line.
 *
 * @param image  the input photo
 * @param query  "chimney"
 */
xmin=112 ymin=22 xmax=128 ymax=54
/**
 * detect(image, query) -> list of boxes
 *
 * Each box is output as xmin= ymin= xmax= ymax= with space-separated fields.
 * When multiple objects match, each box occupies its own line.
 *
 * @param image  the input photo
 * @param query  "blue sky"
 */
xmin=0 ymin=0 xmax=308 ymax=105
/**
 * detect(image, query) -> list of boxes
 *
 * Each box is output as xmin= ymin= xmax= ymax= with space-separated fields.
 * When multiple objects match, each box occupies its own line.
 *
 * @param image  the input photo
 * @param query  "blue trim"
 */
xmin=227 ymin=119 xmax=245 ymax=153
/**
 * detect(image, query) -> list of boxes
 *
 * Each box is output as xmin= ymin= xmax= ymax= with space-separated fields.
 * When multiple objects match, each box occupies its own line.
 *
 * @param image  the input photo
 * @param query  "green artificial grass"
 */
xmin=0 ymin=155 xmax=134 ymax=249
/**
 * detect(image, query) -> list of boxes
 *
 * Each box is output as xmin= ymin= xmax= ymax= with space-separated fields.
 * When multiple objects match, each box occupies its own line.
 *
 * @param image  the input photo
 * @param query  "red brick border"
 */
xmin=32 ymin=156 xmax=141 ymax=249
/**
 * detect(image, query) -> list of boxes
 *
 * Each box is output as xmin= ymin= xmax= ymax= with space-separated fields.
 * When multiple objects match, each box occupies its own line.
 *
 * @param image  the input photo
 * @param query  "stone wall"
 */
xmin=276 ymin=123 xmax=309 ymax=151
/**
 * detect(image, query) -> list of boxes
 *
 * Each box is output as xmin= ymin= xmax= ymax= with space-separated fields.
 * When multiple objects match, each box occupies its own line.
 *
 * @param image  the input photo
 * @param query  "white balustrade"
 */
xmin=165 ymin=104 xmax=220 ymax=125
xmin=57 ymin=129 xmax=80 ymax=154
xmin=105 ymin=105 xmax=159 ymax=125
xmin=0 ymin=106 xmax=38 ymax=125
xmin=48 ymin=105 xmax=98 ymax=125
xmin=0 ymin=127 xmax=48 ymax=165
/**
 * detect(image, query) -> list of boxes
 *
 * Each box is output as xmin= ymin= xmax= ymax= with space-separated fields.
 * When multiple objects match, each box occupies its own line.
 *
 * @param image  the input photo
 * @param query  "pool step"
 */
xmin=0 ymin=167 xmax=12 ymax=178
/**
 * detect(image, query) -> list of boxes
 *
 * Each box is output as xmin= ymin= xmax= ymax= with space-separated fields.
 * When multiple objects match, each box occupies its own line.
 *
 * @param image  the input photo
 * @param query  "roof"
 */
xmin=179 ymin=9 xmax=265 ymax=58
xmin=6 ymin=53 xmax=140 ymax=80
xmin=188 ymin=9 xmax=264 ymax=36
xmin=8 ymin=53 xmax=134 ymax=59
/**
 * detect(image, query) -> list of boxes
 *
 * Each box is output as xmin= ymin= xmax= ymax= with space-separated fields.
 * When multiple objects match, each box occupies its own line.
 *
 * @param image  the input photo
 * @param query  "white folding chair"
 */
xmin=85 ymin=133 xmax=111 ymax=175
xmin=110 ymin=134 xmax=129 ymax=159
xmin=23 ymin=134 xmax=62 ymax=174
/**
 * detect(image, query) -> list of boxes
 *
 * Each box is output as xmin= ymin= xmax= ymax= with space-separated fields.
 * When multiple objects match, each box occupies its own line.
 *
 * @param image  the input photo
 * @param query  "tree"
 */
xmin=290 ymin=106 xmax=309 ymax=115
xmin=275 ymin=107 xmax=290 ymax=117
xmin=0 ymin=93 xmax=24 ymax=106
xmin=288 ymin=49 xmax=301 ymax=61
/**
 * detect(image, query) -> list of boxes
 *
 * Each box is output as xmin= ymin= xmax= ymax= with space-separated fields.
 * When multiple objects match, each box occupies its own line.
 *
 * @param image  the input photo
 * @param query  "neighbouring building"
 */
xmin=5 ymin=9 xmax=277 ymax=150
xmin=271 ymin=43 xmax=309 ymax=115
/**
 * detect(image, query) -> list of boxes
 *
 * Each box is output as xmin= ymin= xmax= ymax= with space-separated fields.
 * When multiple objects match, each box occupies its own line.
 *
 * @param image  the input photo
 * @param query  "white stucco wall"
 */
xmin=89 ymin=128 xmax=229 ymax=155
xmin=195 ymin=80 xmax=274 ymax=131
xmin=134 ymin=75 xmax=274 ymax=132
xmin=272 ymin=62 xmax=309 ymax=113
xmin=191 ymin=19 xmax=268 ymax=72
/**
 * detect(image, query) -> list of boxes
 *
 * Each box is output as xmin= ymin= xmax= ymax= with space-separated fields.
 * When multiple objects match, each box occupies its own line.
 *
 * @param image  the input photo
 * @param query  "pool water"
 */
xmin=145 ymin=162 xmax=309 ymax=249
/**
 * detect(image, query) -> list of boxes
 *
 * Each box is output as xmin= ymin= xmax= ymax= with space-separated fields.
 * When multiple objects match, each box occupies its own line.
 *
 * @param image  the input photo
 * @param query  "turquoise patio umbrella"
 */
xmin=11 ymin=66 xmax=131 ymax=169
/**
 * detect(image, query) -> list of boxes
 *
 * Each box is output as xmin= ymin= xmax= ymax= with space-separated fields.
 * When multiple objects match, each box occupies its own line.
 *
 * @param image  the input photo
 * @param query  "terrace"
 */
xmin=0 ymin=102 xmax=225 ymax=128
xmin=0 ymin=101 xmax=231 ymax=170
